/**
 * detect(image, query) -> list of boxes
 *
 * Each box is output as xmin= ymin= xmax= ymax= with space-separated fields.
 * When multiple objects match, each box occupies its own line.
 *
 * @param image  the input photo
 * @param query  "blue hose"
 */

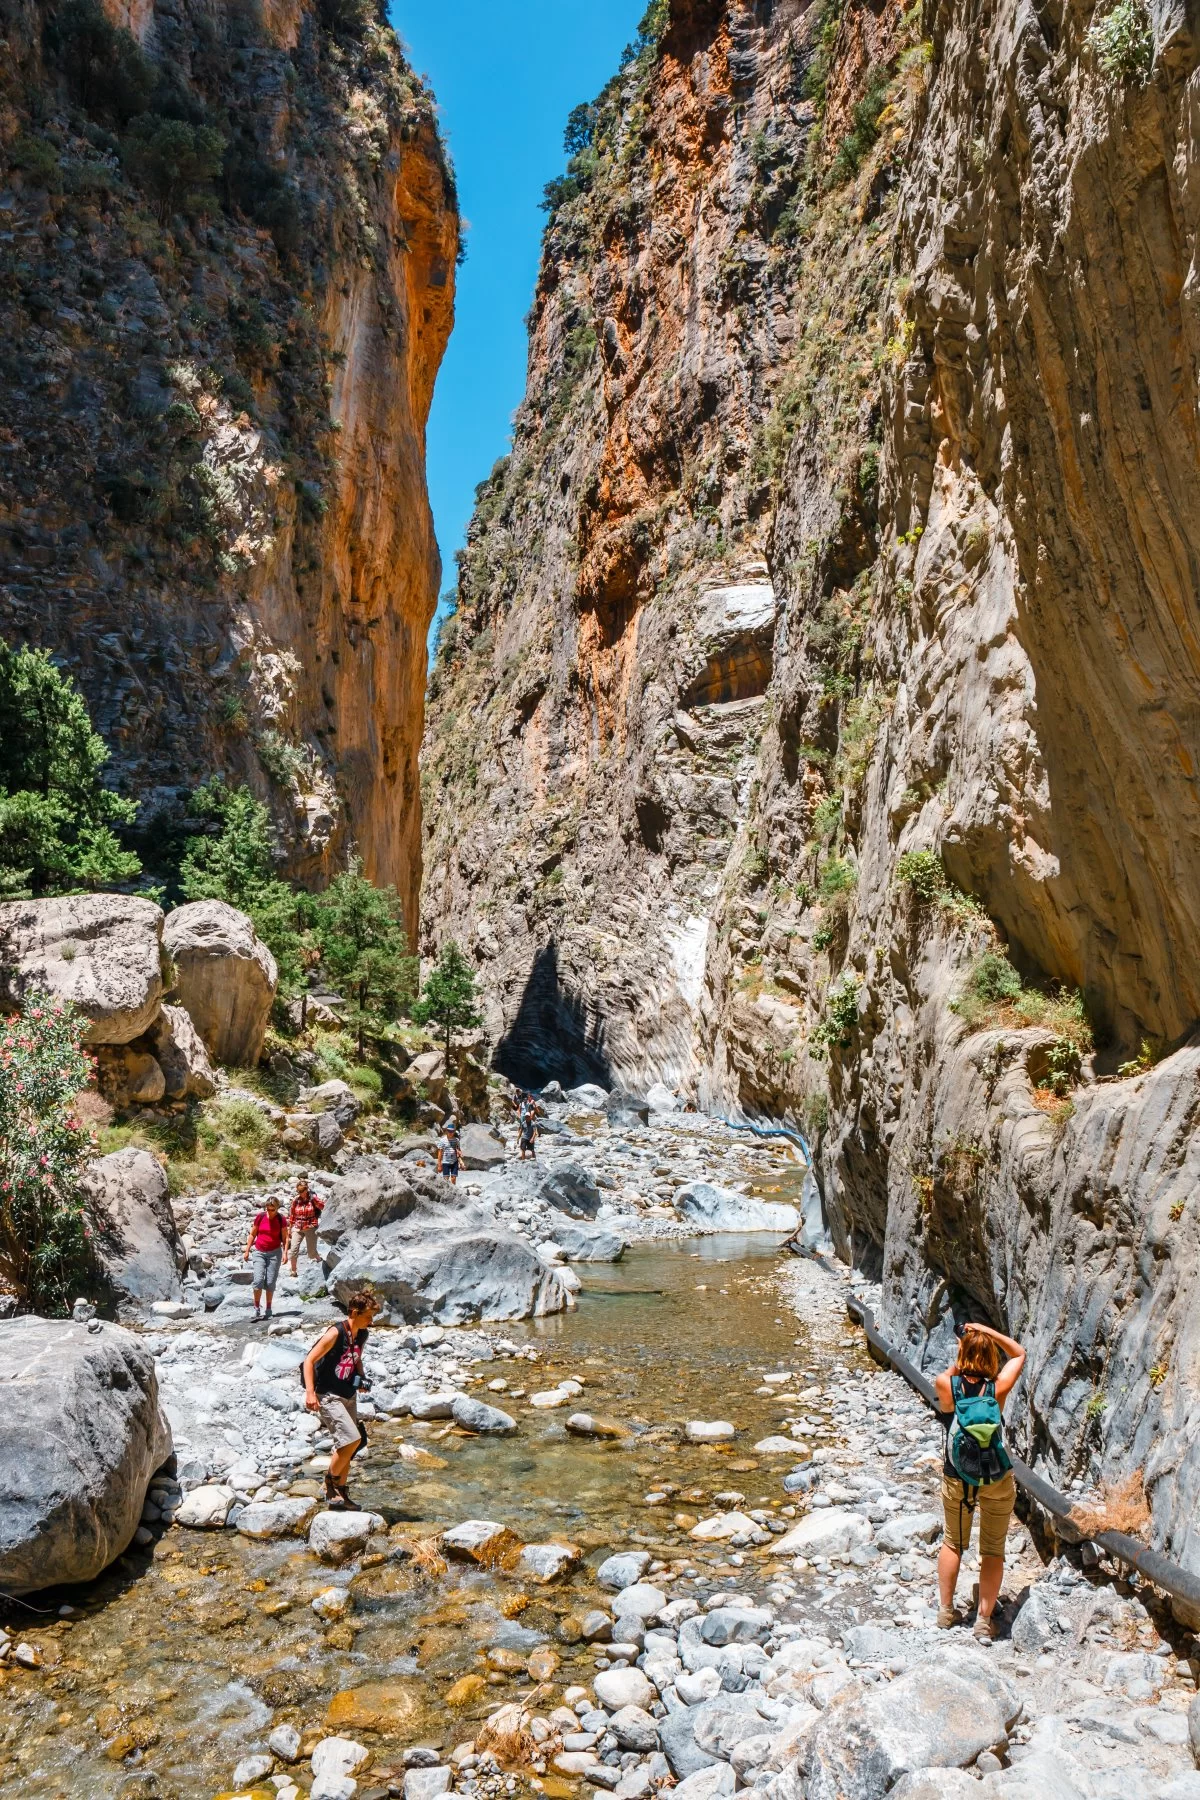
xmin=714 ymin=1114 xmax=812 ymax=1166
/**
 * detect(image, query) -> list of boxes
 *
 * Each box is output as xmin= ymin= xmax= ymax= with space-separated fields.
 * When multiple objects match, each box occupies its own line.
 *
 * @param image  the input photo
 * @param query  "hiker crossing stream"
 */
xmin=3 ymin=1109 xmax=1198 ymax=1800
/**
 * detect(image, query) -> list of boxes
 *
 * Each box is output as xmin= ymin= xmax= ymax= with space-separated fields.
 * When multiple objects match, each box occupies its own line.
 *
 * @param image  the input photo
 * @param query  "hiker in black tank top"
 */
xmin=933 ymin=1321 xmax=1026 ymax=1641
xmin=302 ymin=1290 xmax=379 ymax=1510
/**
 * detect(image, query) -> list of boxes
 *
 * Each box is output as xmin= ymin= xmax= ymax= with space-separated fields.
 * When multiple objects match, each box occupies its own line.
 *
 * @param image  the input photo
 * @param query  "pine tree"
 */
xmin=311 ymin=860 xmax=416 ymax=1055
xmin=413 ymin=940 xmax=483 ymax=1062
xmin=0 ymin=642 xmax=140 ymax=897
xmin=177 ymin=781 xmax=307 ymax=991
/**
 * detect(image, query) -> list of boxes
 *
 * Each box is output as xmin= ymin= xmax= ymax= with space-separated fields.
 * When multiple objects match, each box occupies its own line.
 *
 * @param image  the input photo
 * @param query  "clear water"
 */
xmin=1 ymin=1236 xmax=857 ymax=1800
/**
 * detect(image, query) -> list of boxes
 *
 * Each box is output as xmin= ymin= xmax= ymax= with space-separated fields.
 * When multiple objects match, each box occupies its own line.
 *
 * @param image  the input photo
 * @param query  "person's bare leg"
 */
xmin=329 ymin=1442 xmax=355 ymax=1486
xmin=938 ymin=1543 xmax=962 ymax=1611
xmin=978 ymin=1553 xmax=1004 ymax=1619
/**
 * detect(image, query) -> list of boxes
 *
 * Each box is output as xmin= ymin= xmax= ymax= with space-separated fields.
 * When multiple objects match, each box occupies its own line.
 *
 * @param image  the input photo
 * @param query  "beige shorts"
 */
xmin=318 ymin=1393 xmax=361 ymax=1450
xmin=942 ymin=1470 xmax=1016 ymax=1558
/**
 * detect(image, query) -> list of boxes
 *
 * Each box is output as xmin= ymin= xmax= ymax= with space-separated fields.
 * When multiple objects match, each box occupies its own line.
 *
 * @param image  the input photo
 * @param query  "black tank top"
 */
xmin=312 ymin=1322 xmax=368 ymax=1397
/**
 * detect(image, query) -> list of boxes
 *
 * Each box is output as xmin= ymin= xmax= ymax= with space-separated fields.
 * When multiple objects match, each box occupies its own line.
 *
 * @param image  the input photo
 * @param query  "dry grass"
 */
xmin=1031 ymin=1087 xmax=1075 ymax=1126
xmin=478 ymin=1704 xmax=538 ymax=1768
xmin=1069 ymin=1469 xmax=1151 ymax=1541
xmin=74 ymin=1087 xmax=113 ymax=1130
xmin=409 ymin=1536 xmax=448 ymax=1580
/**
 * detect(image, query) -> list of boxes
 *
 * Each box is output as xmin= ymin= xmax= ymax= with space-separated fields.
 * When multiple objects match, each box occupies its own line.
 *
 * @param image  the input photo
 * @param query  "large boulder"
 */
xmin=328 ymin=1196 xmax=575 ymax=1324
xmin=673 ymin=1181 xmax=799 ymax=1234
xmin=162 ymin=900 xmax=277 ymax=1067
xmin=83 ymin=1146 xmax=186 ymax=1304
xmin=320 ymin=1158 xmax=420 ymax=1244
xmin=147 ymin=1004 xmax=216 ymax=1100
xmin=0 ymin=894 xmax=164 ymax=1044
xmin=805 ymin=1649 xmax=1021 ymax=1800
xmin=94 ymin=1042 xmax=167 ymax=1108
xmin=458 ymin=1123 xmax=507 ymax=1170
xmin=535 ymin=1163 xmax=603 ymax=1218
xmin=0 ymin=1317 xmax=172 ymax=1592
xmin=551 ymin=1220 xmax=626 ymax=1261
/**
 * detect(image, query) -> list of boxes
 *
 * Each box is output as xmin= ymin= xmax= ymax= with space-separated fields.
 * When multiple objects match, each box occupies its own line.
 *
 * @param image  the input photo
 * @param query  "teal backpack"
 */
xmin=947 ymin=1375 xmax=1012 ymax=1486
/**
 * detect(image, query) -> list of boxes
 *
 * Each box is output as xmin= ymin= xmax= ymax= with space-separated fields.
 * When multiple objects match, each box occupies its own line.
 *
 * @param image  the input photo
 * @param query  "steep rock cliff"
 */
xmin=425 ymin=0 xmax=1200 ymax=1574
xmin=0 ymin=0 xmax=456 ymax=927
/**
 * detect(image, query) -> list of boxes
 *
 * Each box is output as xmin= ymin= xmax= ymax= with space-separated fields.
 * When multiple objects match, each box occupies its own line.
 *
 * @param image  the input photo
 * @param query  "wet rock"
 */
xmin=84 ymin=1147 xmax=187 ymax=1305
xmin=594 ymin=1667 xmax=656 ymax=1711
xmin=313 ymin=1587 xmax=353 ymax=1620
xmin=175 ymin=1484 xmax=236 ymax=1529
xmin=690 ymin=1513 xmax=757 ymax=1542
xmin=551 ymin=1221 xmax=626 ymax=1261
xmin=687 ymin=1420 xmax=735 ymax=1443
xmin=806 ymin=1653 xmax=1019 ymax=1800
xmin=329 ymin=1195 xmax=574 ymax=1324
xmin=328 ymin=1682 xmax=419 ymax=1733
xmin=442 ymin=1519 xmax=519 ymax=1563
xmin=673 ymin=1183 xmax=799 ymax=1234
xmin=451 ymin=1394 xmax=517 ymax=1434
xmin=0 ymin=894 xmax=164 ymax=1044
xmin=309 ymin=1508 xmax=386 ymax=1564
xmin=233 ymin=1755 xmax=274 ymax=1787
xmin=147 ymin=1003 xmax=215 ymax=1100
xmin=311 ymin=1735 xmax=371 ymax=1800
xmin=567 ymin=1413 xmax=629 ymax=1438
xmin=162 ymin=900 xmax=277 ymax=1067
xmin=519 ymin=1541 xmax=581 ymax=1582
xmin=0 ymin=1317 xmax=172 ymax=1592
xmin=754 ymin=1436 xmax=800 ymax=1455
xmin=237 ymin=1496 xmax=318 ymax=1538
xmin=598 ymin=1550 xmax=653 ymax=1590
xmin=269 ymin=1723 xmax=302 ymax=1762
xmin=774 ymin=1508 xmax=873 ymax=1558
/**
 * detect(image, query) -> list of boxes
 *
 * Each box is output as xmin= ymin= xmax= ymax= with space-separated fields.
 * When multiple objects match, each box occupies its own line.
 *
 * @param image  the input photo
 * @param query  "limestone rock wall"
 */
xmin=0 ymin=0 xmax=456 ymax=929
xmin=424 ymin=0 xmax=1200 ymax=1570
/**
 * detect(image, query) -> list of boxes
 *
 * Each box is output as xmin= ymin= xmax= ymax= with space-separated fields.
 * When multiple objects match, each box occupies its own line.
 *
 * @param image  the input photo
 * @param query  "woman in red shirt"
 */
xmin=242 ymin=1194 xmax=286 ymax=1322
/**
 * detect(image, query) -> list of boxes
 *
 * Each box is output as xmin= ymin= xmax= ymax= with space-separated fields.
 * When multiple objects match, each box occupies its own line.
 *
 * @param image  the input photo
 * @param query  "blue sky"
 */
xmin=392 ymin=1 xmax=647 ymax=650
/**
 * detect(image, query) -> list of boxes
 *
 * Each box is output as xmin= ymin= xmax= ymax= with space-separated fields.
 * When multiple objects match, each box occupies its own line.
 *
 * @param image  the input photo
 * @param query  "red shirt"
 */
xmin=252 ymin=1210 xmax=286 ymax=1251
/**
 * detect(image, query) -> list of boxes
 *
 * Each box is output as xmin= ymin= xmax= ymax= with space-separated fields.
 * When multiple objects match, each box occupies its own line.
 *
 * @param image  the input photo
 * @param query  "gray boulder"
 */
xmin=0 ymin=894 xmax=164 ymax=1043
xmin=806 ymin=1650 xmax=1021 ymax=1800
xmin=84 ymin=1147 xmax=186 ymax=1304
xmin=673 ymin=1181 xmax=799 ymax=1234
xmin=0 ymin=1317 xmax=172 ymax=1592
xmin=660 ymin=1705 xmax=719 ymax=1778
xmin=551 ymin=1220 xmax=626 ymax=1261
xmin=328 ymin=1196 xmax=575 ymax=1324
xmin=162 ymin=900 xmax=277 ymax=1067
xmin=321 ymin=1158 xmax=420 ymax=1244
xmin=147 ymin=1004 xmax=215 ymax=1100
xmin=458 ymin=1123 xmax=508 ymax=1170
xmin=607 ymin=1092 xmax=651 ymax=1125
xmin=451 ymin=1393 xmax=517 ymax=1434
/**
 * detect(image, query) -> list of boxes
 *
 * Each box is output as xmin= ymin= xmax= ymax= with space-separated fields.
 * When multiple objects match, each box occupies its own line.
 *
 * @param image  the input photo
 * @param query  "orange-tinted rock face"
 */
xmin=1 ymin=0 xmax=455 ymax=933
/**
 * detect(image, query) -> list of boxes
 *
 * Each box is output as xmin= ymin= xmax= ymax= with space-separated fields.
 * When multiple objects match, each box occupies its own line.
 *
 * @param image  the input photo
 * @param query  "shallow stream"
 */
xmin=1 ymin=1235 xmax=866 ymax=1800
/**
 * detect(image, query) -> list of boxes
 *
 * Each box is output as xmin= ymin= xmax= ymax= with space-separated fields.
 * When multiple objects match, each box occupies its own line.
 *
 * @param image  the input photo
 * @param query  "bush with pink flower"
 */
xmin=0 ymin=991 xmax=99 ymax=1314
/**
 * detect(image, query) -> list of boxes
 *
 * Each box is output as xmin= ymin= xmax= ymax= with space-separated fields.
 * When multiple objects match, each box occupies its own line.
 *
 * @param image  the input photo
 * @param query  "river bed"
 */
xmin=1 ymin=1234 xmax=867 ymax=1800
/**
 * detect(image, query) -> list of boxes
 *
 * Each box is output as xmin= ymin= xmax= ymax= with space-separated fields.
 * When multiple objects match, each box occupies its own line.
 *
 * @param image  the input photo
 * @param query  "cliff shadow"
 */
xmin=494 ymin=940 xmax=611 ymax=1091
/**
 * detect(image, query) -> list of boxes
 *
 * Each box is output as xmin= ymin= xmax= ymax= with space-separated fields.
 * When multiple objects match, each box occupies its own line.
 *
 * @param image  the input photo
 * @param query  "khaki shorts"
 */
xmin=318 ymin=1393 xmax=362 ymax=1451
xmin=291 ymin=1226 xmax=319 ymax=1259
xmin=942 ymin=1470 xmax=1016 ymax=1558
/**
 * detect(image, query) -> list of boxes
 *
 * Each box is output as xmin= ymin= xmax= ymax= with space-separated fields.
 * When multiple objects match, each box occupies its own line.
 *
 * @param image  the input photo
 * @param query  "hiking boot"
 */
xmin=973 ymin=1613 xmax=999 ymax=1641
xmin=251 ymin=1306 xmax=262 ymax=1322
xmin=337 ymin=1486 xmax=363 ymax=1512
xmin=936 ymin=1606 xmax=962 ymax=1630
xmin=324 ymin=1475 xmax=347 ymax=1511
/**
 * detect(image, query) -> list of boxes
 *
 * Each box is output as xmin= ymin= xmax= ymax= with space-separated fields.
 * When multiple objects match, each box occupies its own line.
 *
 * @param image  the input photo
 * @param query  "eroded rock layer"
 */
xmin=424 ymin=0 xmax=1200 ymax=1570
xmin=1 ymin=0 xmax=456 ymax=924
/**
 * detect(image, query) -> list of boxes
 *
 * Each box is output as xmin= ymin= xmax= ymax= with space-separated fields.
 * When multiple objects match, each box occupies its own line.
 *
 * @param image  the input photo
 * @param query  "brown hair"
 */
xmin=346 ymin=1289 xmax=380 ymax=1317
xmin=954 ymin=1326 xmax=1002 ymax=1381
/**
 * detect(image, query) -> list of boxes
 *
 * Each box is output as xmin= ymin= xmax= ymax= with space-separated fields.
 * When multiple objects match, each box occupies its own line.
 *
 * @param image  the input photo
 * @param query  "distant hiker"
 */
xmin=286 ymin=1176 xmax=324 ymax=1276
xmin=437 ymin=1120 xmax=460 ymax=1185
xmin=302 ymin=1289 xmax=380 ymax=1510
xmin=935 ymin=1321 xmax=1025 ymax=1639
xmin=517 ymin=1094 xmax=538 ymax=1161
xmin=242 ymin=1194 xmax=286 ymax=1322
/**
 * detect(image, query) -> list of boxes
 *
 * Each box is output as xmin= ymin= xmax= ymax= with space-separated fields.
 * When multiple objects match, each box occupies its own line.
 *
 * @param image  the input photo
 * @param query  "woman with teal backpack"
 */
xmin=934 ymin=1320 xmax=1026 ymax=1639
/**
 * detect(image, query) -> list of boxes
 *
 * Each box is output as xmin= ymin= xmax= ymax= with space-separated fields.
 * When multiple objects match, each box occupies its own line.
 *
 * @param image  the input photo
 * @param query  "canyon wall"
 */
xmin=0 ymin=0 xmax=456 ymax=927
xmin=425 ymin=0 xmax=1200 ymax=1569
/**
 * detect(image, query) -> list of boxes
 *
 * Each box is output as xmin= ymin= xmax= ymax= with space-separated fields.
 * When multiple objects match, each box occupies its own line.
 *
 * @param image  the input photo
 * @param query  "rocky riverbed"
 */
xmin=3 ymin=1110 xmax=1199 ymax=1800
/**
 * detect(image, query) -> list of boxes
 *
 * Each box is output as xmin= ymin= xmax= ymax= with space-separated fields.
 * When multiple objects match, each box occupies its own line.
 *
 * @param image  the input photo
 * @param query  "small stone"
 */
xmin=404 ymin=1748 xmax=443 ymax=1768
xmin=566 ymin=1412 xmax=629 ymax=1438
xmin=581 ymin=1609 xmax=614 ymax=1642
xmin=313 ymin=1588 xmax=353 ymax=1620
xmin=405 ymin=1768 xmax=452 ymax=1800
xmin=309 ymin=1509 xmax=386 ymax=1565
xmin=173 ymin=1484 xmax=235 ymax=1530
xmin=686 ymin=1421 xmax=736 ymax=1443
xmin=613 ymin=1582 xmax=667 ymax=1621
xmin=442 ymin=1520 xmax=519 ymax=1564
xmin=597 ymin=1551 xmax=652 ymax=1592
xmin=594 ymin=1668 xmax=655 ymax=1711
xmin=232 ymin=1754 xmax=274 ymax=1787
xmin=607 ymin=1705 xmax=660 ymax=1751
xmin=269 ymin=1723 xmax=302 ymax=1762
xmin=519 ymin=1542 xmax=581 ymax=1583
xmin=528 ymin=1645 xmax=560 ymax=1682
xmin=451 ymin=1395 xmax=517 ymax=1435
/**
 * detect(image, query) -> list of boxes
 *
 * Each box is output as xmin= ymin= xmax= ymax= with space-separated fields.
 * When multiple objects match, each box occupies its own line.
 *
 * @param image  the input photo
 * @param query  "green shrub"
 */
xmin=811 ymin=972 xmax=862 ymax=1055
xmin=49 ymin=0 xmax=155 ymax=125
xmin=308 ymin=860 xmax=416 ymax=1056
xmin=178 ymin=781 xmax=308 ymax=993
xmin=812 ymin=793 xmax=842 ymax=841
xmin=0 ymin=993 xmax=99 ymax=1314
xmin=831 ymin=63 xmax=892 ymax=184
xmin=1088 ymin=0 xmax=1154 ymax=82
xmin=122 ymin=114 xmax=224 ymax=224
xmin=971 ymin=951 xmax=1023 ymax=1003
xmin=896 ymin=849 xmax=946 ymax=902
xmin=818 ymin=856 xmax=856 ymax=900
